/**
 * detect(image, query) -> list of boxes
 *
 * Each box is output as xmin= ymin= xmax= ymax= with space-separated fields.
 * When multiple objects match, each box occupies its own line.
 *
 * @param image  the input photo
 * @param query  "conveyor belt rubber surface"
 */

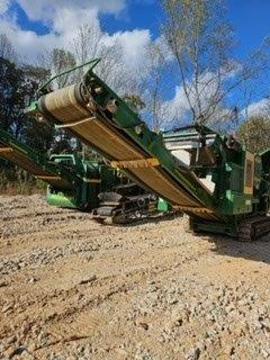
xmin=37 ymin=83 xmax=219 ymax=221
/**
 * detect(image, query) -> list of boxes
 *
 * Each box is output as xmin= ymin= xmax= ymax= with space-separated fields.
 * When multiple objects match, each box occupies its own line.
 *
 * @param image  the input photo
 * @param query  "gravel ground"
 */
xmin=0 ymin=195 xmax=270 ymax=359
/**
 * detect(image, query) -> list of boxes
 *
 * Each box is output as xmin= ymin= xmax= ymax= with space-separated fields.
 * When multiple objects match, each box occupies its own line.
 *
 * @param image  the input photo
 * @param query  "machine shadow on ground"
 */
xmin=201 ymin=233 xmax=270 ymax=265
xmin=122 ymin=214 xmax=270 ymax=265
xmin=118 ymin=212 xmax=183 ymax=228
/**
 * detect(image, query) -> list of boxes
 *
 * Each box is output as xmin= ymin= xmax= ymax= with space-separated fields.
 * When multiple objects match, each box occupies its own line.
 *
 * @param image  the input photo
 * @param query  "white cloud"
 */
xmin=162 ymin=85 xmax=190 ymax=124
xmin=0 ymin=2 xmax=153 ymax=76
xmin=244 ymin=98 xmax=270 ymax=118
xmin=0 ymin=0 xmax=10 ymax=14
xmin=106 ymin=29 xmax=152 ymax=71
xmin=161 ymin=72 xmax=220 ymax=126
xmin=0 ymin=16 xmax=60 ymax=61
xmin=16 ymin=0 xmax=126 ymax=22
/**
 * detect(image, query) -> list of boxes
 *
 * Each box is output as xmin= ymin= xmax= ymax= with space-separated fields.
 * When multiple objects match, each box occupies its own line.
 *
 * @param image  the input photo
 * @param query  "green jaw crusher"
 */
xmin=162 ymin=125 xmax=270 ymax=239
xmin=45 ymin=153 xmax=110 ymax=211
xmin=27 ymin=59 xmax=270 ymax=241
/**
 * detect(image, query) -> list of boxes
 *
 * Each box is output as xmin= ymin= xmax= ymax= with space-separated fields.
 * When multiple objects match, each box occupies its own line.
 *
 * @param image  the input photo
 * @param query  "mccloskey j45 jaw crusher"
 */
xmin=26 ymin=58 xmax=270 ymax=241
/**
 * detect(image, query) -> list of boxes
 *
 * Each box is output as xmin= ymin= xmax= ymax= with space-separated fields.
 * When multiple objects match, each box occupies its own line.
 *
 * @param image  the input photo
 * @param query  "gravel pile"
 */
xmin=0 ymin=195 xmax=270 ymax=359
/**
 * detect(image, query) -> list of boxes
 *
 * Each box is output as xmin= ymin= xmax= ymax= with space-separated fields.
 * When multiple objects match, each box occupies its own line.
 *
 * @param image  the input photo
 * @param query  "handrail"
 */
xmin=37 ymin=58 xmax=101 ymax=95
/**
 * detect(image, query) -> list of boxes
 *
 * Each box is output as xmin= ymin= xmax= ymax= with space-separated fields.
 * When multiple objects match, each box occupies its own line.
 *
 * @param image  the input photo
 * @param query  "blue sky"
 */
xmin=229 ymin=0 xmax=270 ymax=57
xmin=1 ymin=0 xmax=270 ymax=121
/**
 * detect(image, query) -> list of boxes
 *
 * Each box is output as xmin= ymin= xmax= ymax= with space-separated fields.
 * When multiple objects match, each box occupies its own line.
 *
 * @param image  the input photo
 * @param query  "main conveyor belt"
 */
xmin=33 ymin=70 xmax=221 ymax=221
xmin=0 ymin=129 xmax=72 ymax=189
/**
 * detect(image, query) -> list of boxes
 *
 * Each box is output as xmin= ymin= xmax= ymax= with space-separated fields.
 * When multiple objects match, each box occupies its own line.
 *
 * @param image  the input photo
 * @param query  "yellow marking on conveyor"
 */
xmin=36 ymin=175 xmax=63 ymax=181
xmin=111 ymin=158 xmax=160 ymax=169
xmin=0 ymin=147 xmax=13 ymax=153
xmin=83 ymin=178 xmax=102 ymax=184
xmin=175 ymin=206 xmax=215 ymax=214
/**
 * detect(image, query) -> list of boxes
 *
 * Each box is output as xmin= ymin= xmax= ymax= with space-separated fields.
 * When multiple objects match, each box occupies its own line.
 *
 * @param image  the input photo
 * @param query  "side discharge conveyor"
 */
xmin=0 ymin=128 xmax=73 ymax=190
xmin=27 ymin=59 xmax=270 ymax=240
xmin=0 ymin=127 xmax=164 ymax=222
xmin=0 ymin=127 xmax=106 ymax=210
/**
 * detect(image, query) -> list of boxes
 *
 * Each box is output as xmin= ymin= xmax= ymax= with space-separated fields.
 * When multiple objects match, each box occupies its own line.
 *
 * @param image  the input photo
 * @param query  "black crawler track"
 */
xmin=92 ymin=181 xmax=160 ymax=224
xmin=238 ymin=216 xmax=270 ymax=242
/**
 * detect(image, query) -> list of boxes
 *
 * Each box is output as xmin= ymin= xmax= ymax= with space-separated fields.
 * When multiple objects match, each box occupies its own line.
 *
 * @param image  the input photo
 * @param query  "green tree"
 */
xmin=21 ymin=64 xmax=54 ymax=152
xmin=0 ymin=55 xmax=49 ymax=191
xmin=0 ymin=57 xmax=28 ymax=136
xmin=238 ymin=116 xmax=270 ymax=153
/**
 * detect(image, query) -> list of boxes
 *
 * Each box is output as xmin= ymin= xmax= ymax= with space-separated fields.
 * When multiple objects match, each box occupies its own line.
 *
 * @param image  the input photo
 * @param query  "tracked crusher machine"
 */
xmin=0 ymin=128 xmax=160 ymax=221
xmin=25 ymin=58 xmax=270 ymax=241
